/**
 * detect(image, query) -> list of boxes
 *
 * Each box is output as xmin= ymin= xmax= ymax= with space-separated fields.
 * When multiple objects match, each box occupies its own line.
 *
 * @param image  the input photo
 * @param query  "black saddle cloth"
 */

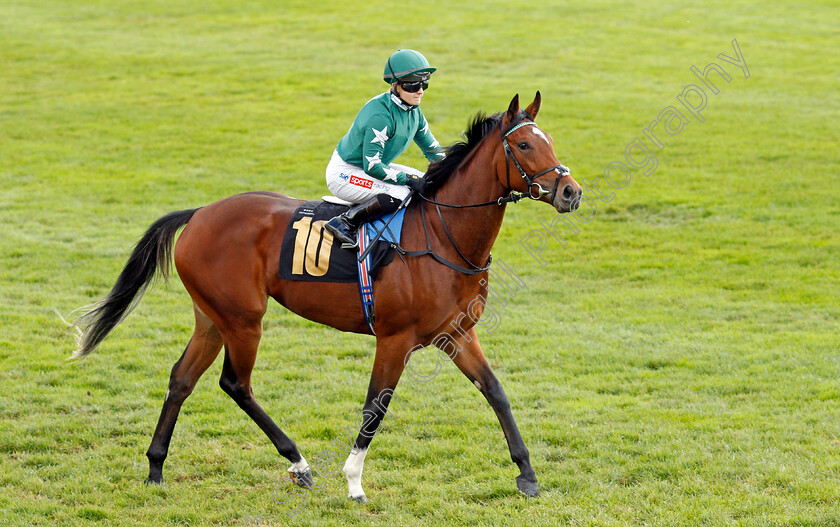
xmin=278 ymin=201 xmax=395 ymax=283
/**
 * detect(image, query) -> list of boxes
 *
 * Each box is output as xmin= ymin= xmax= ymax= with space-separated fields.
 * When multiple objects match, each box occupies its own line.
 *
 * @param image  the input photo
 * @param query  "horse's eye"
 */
xmin=517 ymin=142 xmax=529 ymax=150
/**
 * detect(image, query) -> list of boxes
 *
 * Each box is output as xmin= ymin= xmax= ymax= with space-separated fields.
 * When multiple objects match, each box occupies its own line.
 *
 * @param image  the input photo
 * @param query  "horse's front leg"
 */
xmin=342 ymin=333 xmax=410 ymax=502
xmin=451 ymin=327 xmax=539 ymax=496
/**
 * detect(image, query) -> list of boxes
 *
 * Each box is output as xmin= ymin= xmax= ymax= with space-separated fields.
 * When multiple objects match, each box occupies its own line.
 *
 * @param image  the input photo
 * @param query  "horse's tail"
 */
xmin=70 ymin=208 xmax=199 ymax=359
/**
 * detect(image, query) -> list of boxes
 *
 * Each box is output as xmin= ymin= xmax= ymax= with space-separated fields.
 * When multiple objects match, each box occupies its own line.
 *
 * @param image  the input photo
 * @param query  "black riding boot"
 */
xmin=325 ymin=194 xmax=401 ymax=249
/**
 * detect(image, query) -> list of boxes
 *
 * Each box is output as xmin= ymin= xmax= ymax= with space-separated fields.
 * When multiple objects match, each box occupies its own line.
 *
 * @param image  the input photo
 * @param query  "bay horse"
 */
xmin=70 ymin=92 xmax=581 ymax=501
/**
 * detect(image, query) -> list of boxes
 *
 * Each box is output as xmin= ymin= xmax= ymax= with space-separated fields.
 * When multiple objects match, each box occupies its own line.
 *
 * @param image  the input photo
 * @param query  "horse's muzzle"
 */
xmin=553 ymin=182 xmax=582 ymax=213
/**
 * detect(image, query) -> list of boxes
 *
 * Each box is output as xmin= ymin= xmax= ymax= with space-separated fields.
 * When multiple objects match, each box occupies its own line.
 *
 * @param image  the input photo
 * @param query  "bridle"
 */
xmin=418 ymin=119 xmax=572 ymax=210
xmin=382 ymin=119 xmax=574 ymax=275
xmin=502 ymin=120 xmax=571 ymax=204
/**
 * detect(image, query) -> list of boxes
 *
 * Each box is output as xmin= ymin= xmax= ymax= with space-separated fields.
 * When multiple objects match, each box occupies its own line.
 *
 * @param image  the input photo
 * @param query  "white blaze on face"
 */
xmin=343 ymin=447 xmax=368 ymax=499
xmin=531 ymin=127 xmax=550 ymax=145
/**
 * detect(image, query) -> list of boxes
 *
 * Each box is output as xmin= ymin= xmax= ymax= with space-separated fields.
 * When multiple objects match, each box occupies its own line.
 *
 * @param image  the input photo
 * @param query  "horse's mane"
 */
xmin=422 ymin=110 xmax=530 ymax=196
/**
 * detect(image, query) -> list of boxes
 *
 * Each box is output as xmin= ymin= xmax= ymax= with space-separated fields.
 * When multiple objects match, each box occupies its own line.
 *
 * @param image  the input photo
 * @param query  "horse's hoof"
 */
xmin=515 ymin=475 xmax=539 ymax=497
xmin=288 ymin=467 xmax=313 ymax=489
xmin=144 ymin=477 xmax=164 ymax=487
xmin=348 ymin=494 xmax=367 ymax=503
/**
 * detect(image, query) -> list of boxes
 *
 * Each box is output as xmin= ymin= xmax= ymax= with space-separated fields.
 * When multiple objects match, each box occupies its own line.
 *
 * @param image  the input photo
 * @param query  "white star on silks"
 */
xmin=370 ymin=126 xmax=389 ymax=148
xmin=421 ymin=122 xmax=430 ymax=135
xmin=365 ymin=151 xmax=382 ymax=170
xmin=383 ymin=166 xmax=402 ymax=182
xmin=430 ymin=139 xmax=440 ymax=149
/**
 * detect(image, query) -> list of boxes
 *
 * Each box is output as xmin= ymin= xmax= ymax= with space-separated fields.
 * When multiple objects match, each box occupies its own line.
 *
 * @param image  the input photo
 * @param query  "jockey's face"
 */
xmin=394 ymin=82 xmax=424 ymax=106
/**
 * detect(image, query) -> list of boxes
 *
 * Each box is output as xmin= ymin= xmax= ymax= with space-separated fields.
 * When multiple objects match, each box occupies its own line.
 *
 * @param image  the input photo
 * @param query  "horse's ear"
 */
xmin=503 ymin=94 xmax=520 ymax=127
xmin=524 ymin=91 xmax=541 ymax=120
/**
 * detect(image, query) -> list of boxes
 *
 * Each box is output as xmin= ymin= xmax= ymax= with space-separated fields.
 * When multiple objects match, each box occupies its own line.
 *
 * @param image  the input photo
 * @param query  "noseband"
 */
xmin=502 ymin=121 xmax=571 ymax=202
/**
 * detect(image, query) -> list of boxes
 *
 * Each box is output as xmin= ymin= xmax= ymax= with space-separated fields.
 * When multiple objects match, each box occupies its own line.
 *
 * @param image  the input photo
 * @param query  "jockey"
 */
xmin=324 ymin=49 xmax=445 ymax=248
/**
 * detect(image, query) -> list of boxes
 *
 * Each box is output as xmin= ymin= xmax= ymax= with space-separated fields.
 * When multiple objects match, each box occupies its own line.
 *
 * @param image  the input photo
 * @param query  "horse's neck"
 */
xmin=426 ymin=145 xmax=507 ymax=267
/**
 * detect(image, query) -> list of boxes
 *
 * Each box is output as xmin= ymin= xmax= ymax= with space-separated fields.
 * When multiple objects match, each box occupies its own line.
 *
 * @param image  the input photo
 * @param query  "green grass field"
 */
xmin=1 ymin=1 xmax=838 ymax=526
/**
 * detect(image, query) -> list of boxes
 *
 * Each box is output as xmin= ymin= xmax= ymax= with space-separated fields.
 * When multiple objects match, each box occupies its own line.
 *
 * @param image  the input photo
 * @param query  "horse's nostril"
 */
xmin=562 ymin=185 xmax=575 ymax=200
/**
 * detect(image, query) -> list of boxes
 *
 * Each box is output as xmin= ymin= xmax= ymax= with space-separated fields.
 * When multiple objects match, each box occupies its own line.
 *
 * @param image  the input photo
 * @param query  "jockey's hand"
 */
xmin=405 ymin=174 xmax=428 ymax=195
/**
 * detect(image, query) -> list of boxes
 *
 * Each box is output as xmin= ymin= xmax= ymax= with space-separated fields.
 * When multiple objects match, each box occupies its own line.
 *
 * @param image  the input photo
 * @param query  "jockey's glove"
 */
xmin=405 ymin=174 xmax=428 ymax=195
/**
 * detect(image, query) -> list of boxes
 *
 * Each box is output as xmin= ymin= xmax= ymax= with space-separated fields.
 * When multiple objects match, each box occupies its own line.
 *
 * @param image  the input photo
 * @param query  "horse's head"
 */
xmin=497 ymin=92 xmax=581 ymax=213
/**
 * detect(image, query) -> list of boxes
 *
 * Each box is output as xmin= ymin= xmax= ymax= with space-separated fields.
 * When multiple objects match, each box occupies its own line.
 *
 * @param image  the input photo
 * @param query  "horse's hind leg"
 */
xmin=146 ymin=304 xmax=223 ymax=484
xmin=218 ymin=326 xmax=312 ymax=488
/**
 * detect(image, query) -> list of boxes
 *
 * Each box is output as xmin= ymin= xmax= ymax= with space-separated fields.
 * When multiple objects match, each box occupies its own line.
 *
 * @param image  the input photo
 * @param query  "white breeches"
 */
xmin=325 ymin=150 xmax=420 ymax=204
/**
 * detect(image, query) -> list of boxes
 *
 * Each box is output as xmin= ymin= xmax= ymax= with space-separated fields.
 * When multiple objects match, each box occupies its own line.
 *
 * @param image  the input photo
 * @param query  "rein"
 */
xmin=395 ymin=197 xmax=492 ymax=275
xmin=417 ymin=191 xmax=526 ymax=208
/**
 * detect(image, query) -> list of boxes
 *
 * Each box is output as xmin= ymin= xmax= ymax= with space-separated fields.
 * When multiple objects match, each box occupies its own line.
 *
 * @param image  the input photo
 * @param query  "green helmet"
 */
xmin=383 ymin=49 xmax=436 ymax=84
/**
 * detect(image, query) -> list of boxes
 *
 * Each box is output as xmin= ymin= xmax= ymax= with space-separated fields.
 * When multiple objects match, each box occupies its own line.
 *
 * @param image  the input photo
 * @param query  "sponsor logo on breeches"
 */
xmin=350 ymin=175 xmax=373 ymax=189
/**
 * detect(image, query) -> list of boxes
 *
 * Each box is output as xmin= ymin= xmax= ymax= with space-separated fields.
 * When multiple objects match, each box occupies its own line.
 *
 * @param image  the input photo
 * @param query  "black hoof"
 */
xmin=348 ymin=494 xmax=367 ymax=503
xmin=515 ymin=475 xmax=539 ymax=497
xmin=288 ymin=467 xmax=313 ymax=489
xmin=144 ymin=477 xmax=164 ymax=487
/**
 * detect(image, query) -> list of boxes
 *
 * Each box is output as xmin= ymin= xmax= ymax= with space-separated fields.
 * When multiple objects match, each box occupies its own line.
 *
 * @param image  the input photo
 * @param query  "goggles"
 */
xmin=399 ymin=80 xmax=429 ymax=93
